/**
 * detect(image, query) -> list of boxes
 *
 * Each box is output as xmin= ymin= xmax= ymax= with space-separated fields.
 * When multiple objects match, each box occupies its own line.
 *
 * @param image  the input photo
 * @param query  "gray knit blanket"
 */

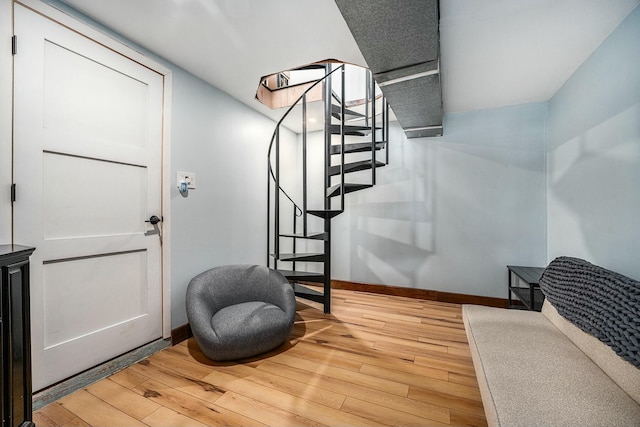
xmin=539 ymin=256 xmax=640 ymax=368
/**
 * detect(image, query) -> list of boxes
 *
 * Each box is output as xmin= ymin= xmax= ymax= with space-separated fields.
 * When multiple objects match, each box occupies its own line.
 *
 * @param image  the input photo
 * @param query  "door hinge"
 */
xmin=10 ymin=183 xmax=16 ymax=203
xmin=11 ymin=35 xmax=17 ymax=55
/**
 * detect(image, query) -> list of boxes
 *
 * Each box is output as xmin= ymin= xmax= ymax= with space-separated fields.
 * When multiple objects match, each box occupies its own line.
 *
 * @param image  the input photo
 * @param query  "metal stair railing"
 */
xmin=267 ymin=63 xmax=389 ymax=314
xmin=267 ymin=64 xmax=346 ymax=268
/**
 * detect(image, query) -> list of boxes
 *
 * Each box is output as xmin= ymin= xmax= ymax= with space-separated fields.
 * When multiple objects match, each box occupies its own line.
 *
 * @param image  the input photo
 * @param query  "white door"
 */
xmin=13 ymin=4 xmax=164 ymax=391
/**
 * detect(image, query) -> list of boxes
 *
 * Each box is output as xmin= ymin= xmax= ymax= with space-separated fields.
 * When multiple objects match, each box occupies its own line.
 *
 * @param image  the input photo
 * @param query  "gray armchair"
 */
xmin=186 ymin=264 xmax=296 ymax=361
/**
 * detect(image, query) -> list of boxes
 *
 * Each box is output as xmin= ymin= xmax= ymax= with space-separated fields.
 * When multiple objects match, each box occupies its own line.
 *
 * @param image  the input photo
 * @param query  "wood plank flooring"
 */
xmin=34 ymin=289 xmax=487 ymax=427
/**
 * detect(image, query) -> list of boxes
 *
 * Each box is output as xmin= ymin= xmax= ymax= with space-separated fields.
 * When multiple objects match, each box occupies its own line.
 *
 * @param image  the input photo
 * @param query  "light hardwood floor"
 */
xmin=34 ymin=289 xmax=487 ymax=427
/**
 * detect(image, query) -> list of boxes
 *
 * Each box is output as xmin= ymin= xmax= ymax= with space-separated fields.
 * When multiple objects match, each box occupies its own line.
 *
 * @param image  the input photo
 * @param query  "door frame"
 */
xmin=10 ymin=0 xmax=172 ymax=339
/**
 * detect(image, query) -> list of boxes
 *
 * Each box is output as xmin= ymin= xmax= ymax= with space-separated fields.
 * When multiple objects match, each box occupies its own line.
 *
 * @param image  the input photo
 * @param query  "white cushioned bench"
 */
xmin=463 ymin=257 xmax=640 ymax=427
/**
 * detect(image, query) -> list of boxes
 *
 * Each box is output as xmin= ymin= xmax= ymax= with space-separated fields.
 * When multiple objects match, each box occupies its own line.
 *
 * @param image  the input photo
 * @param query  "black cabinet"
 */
xmin=1 ymin=245 xmax=35 ymax=427
xmin=507 ymin=265 xmax=546 ymax=311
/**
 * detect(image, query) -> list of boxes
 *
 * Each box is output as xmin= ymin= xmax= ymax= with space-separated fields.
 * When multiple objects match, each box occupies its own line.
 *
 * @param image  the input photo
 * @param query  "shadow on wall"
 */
xmin=346 ymin=132 xmax=435 ymax=286
xmin=548 ymin=104 xmax=640 ymax=279
xmin=332 ymin=105 xmax=548 ymax=297
xmin=547 ymin=4 xmax=640 ymax=279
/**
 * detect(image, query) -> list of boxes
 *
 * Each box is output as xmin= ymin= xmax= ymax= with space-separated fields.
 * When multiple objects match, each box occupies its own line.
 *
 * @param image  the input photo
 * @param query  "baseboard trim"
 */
xmin=171 ymin=323 xmax=192 ymax=346
xmin=330 ymin=279 xmax=508 ymax=308
xmin=33 ymin=338 xmax=170 ymax=410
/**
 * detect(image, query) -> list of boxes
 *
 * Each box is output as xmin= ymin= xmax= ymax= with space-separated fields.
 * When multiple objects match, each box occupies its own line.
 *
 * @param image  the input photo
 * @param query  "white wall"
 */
xmin=292 ymin=103 xmax=547 ymax=298
xmin=547 ymin=5 xmax=640 ymax=280
xmin=169 ymin=69 xmax=296 ymax=327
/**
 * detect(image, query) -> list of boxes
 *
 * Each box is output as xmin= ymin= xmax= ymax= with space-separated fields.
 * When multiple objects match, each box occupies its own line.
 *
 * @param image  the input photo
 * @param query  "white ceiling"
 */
xmin=58 ymin=0 xmax=639 ymax=120
xmin=439 ymin=0 xmax=639 ymax=112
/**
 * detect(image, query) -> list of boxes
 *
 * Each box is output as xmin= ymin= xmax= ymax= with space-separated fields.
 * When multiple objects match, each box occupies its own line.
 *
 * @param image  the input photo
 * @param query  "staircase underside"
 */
xmin=335 ymin=0 xmax=443 ymax=138
xmin=277 ymin=269 xmax=324 ymax=283
xmin=327 ymin=183 xmax=372 ymax=198
xmin=292 ymin=282 xmax=325 ymax=304
xmin=307 ymin=209 xmax=343 ymax=219
xmin=328 ymin=159 xmax=386 ymax=176
xmin=279 ymin=231 xmax=328 ymax=241
xmin=330 ymin=141 xmax=386 ymax=155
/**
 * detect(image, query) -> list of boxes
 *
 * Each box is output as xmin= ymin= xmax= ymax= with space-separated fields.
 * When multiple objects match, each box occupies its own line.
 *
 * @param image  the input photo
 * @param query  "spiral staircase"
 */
xmin=267 ymin=63 xmax=389 ymax=313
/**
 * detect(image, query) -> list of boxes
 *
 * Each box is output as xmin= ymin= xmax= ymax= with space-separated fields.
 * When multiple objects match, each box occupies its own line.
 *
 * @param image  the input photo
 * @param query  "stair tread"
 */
xmin=293 ymin=283 xmax=325 ymax=303
xmin=307 ymin=209 xmax=343 ymax=219
xmin=327 ymin=183 xmax=373 ymax=197
xmin=278 ymin=270 xmax=325 ymax=283
xmin=331 ymin=104 xmax=366 ymax=119
xmin=329 ymin=124 xmax=381 ymax=135
xmin=328 ymin=160 xmax=386 ymax=176
xmin=273 ymin=252 xmax=326 ymax=262
xmin=331 ymin=124 xmax=380 ymax=131
xmin=279 ymin=232 xmax=328 ymax=241
xmin=330 ymin=142 xmax=386 ymax=154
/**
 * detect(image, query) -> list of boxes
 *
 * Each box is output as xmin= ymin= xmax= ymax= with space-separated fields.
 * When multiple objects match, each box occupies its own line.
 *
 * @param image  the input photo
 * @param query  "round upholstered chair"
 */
xmin=186 ymin=264 xmax=296 ymax=361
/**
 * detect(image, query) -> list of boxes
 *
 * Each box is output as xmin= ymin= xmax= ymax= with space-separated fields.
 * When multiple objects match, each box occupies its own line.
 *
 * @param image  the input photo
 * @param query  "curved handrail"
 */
xmin=267 ymin=65 xmax=344 ymax=217
xmin=267 ymin=65 xmax=344 ymax=157
xmin=268 ymin=163 xmax=302 ymax=216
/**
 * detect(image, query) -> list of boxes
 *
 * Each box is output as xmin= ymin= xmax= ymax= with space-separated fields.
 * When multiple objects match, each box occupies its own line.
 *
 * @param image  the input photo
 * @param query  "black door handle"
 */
xmin=146 ymin=215 xmax=162 ymax=225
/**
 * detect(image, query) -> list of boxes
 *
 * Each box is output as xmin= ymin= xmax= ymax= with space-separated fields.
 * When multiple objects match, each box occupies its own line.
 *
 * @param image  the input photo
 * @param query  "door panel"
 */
xmin=13 ymin=5 xmax=164 ymax=390
xmin=42 ymin=153 xmax=147 ymax=239
xmin=43 ymin=250 xmax=148 ymax=349
xmin=43 ymin=40 xmax=149 ymax=148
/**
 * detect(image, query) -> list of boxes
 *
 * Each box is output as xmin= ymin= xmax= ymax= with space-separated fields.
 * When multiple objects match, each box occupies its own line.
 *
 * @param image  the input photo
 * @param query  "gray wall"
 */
xmin=547 ymin=5 xmax=640 ymax=280
xmin=331 ymin=104 xmax=547 ymax=298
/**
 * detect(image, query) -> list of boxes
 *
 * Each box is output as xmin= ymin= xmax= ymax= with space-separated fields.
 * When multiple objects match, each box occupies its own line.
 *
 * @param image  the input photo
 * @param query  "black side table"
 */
xmin=507 ymin=265 xmax=546 ymax=311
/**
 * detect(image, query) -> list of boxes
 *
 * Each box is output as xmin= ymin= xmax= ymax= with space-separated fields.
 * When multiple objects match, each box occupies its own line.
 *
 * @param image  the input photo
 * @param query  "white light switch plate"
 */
xmin=177 ymin=171 xmax=196 ymax=189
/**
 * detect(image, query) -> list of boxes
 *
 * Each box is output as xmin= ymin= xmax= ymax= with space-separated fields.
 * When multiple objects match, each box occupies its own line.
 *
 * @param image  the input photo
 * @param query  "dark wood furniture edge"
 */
xmin=171 ymin=323 xmax=193 ymax=346
xmin=330 ymin=279 xmax=508 ymax=308
xmin=1 ymin=245 xmax=36 ymax=427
